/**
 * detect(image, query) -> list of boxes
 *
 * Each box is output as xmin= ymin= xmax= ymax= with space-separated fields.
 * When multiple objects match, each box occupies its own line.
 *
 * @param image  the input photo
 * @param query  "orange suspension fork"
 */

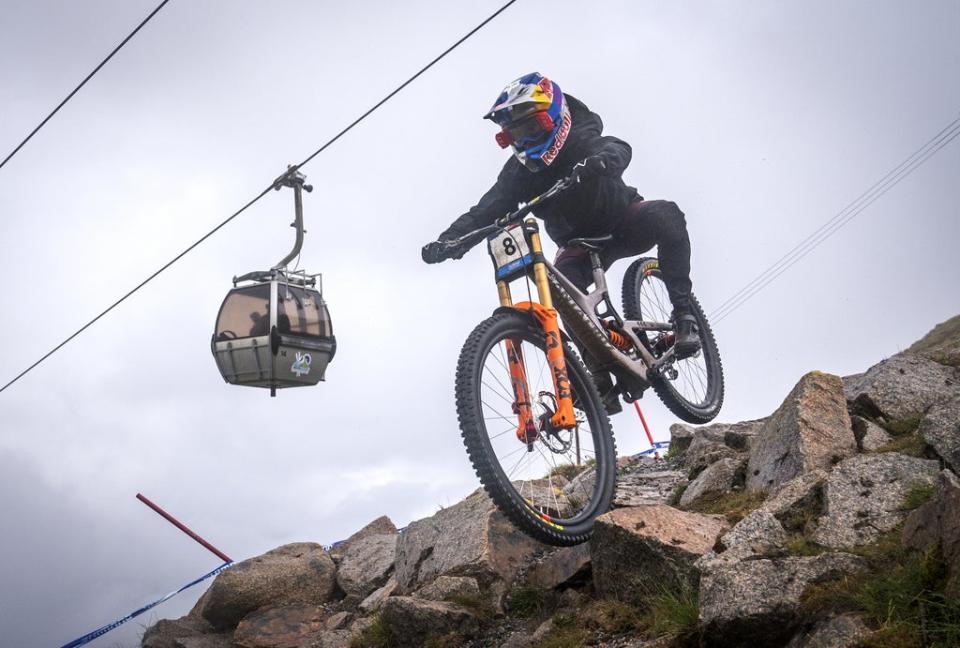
xmin=512 ymin=219 xmax=576 ymax=431
xmin=498 ymin=282 xmax=537 ymax=443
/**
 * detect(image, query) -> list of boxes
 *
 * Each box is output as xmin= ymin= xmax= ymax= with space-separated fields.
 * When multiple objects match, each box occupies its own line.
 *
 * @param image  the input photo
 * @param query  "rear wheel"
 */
xmin=622 ymin=257 xmax=724 ymax=423
xmin=455 ymin=311 xmax=617 ymax=546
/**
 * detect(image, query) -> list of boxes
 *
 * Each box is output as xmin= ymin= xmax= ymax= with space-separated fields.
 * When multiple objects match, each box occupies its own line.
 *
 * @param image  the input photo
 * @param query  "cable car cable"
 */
xmin=710 ymin=113 xmax=960 ymax=325
xmin=0 ymin=0 xmax=173 ymax=172
xmin=0 ymin=0 xmax=519 ymax=395
xmin=709 ymin=114 xmax=960 ymax=321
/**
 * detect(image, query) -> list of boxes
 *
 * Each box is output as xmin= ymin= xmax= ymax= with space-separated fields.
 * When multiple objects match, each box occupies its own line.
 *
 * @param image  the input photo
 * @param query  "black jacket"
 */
xmin=440 ymin=95 xmax=640 ymax=246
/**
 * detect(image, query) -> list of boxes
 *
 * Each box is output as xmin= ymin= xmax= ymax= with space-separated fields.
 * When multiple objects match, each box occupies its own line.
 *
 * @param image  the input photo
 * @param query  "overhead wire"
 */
xmin=0 ymin=0 xmax=519 ymax=395
xmin=0 ymin=0 xmax=173 ymax=171
xmin=710 ymin=113 xmax=960 ymax=324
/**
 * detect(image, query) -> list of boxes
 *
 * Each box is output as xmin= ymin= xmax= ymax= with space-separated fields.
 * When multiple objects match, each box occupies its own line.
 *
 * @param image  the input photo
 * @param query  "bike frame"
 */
xmin=455 ymin=175 xmax=678 ymax=443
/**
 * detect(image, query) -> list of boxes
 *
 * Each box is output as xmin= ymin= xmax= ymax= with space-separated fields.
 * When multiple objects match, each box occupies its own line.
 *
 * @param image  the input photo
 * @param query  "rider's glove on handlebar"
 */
xmin=573 ymin=154 xmax=610 ymax=182
xmin=422 ymin=240 xmax=466 ymax=264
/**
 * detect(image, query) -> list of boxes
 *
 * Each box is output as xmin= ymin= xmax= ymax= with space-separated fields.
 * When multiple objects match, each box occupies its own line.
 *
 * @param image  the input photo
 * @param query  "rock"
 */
xmin=526 ymin=544 xmax=591 ymax=589
xmin=378 ymin=596 xmax=480 ymax=647
xmin=785 ymin=614 xmax=869 ymax=648
xmin=679 ymin=457 xmax=745 ymax=507
xmin=233 ymin=604 xmax=326 ymax=648
xmin=747 ymin=372 xmax=856 ymax=492
xmin=358 ymin=576 xmax=397 ymax=613
xmin=591 ymin=505 xmax=727 ymax=605
xmin=850 ymin=415 xmax=893 ymax=452
xmin=669 ymin=423 xmax=697 ymax=454
xmin=324 ymin=612 xmax=352 ymax=630
xmin=903 ymin=469 xmax=960 ymax=595
xmin=812 ymin=453 xmax=940 ymax=549
xmin=711 ymin=509 xmax=788 ymax=563
xmin=906 ymin=314 xmax=960 ymax=367
xmin=762 ymin=470 xmax=829 ymax=519
xmin=175 ymin=636 xmax=235 ymax=648
xmin=699 ymin=552 xmax=866 ymax=646
xmin=304 ymin=630 xmax=353 ymax=648
xmin=843 ymin=353 xmax=958 ymax=422
xmin=414 ymin=575 xmax=481 ymax=601
xmin=919 ymin=393 xmax=960 ymax=470
xmin=142 ymin=617 xmax=215 ymax=648
xmin=197 ymin=543 xmax=336 ymax=631
xmin=328 ymin=515 xmax=397 ymax=562
xmin=683 ymin=437 xmax=739 ymax=477
xmin=393 ymin=490 xmax=545 ymax=592
xmin=335 ymin=533 xmax=397 ymax=598
xmin=671 ymin=419 xmax=766 ymax=455
xmin=614 ymin=469 xmax=687 ymax=507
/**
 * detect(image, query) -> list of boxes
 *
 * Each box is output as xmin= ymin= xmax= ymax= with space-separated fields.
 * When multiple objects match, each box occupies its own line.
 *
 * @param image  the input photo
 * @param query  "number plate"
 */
xmin=488 ymin=224 xmax=533 ymax=280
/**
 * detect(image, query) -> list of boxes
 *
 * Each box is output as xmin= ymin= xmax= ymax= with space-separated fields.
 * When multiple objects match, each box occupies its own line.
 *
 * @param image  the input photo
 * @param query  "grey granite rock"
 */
xmin=843 ymin=353 xmax=958 ymax=422
xmin=919 ymin=393 xmax=960 ymax=470
xmin=699 ymin=553 xmax=866 ymax=647
xmin=747 ymin=372 xmax=856 ymax=492
xmin=335 ymin=533 xmax=397 ymax=598
xmin=592 ymin=505 xmax=727 ymax=605
xmin=812 ymin=453 xmax=940 ymax=549
xmin=197 ymin=543 xmax=336 ymax=631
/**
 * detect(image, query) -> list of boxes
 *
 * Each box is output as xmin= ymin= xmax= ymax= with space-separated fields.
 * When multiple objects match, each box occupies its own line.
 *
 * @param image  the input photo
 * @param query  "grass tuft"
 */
xmin=899 ymin=482 xmax=936 ymax=511
xmin=875 ymin=433 xmax=928 ymax=458
xmin=682 ymin=488 xmax=766 ymax=524
xmin=508 ymin=583 xmax=548 ymax=619
xmin=350 ymin=615 xmax=395 ymax=648
xmin=880 ymin=414 xmax=924 ymax=437
xmin=640 ymin=586 xmax=701 ymax=642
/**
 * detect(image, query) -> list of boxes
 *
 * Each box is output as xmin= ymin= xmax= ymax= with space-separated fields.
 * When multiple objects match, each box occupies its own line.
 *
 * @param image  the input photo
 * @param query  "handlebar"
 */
xmin=444 ymin=174 xmax=579 ymax=249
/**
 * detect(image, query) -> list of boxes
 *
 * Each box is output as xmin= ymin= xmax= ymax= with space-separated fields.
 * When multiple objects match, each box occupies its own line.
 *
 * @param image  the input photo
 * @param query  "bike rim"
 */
xmin=637 ymin=271 xmax=713 ymax=408
xmin=477 ymin=331 xmax=604 ymax=527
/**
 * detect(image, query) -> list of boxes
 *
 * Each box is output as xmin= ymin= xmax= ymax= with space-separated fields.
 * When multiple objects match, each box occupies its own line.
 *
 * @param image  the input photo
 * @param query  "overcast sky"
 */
xmin=1 ymin=1 xmax=958 ymax=646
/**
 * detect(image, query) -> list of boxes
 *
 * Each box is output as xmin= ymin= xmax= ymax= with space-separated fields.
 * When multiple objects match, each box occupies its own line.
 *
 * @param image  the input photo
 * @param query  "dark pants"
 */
xmin=554 ymin=199 xmax=693 ymax=314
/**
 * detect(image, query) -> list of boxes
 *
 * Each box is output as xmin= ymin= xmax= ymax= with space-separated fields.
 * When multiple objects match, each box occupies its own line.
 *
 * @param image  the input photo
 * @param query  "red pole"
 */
xmin=633 ymin=402 xmax=660 ymax=459
xmin=136 ymin=493 xmax=232 ymax=562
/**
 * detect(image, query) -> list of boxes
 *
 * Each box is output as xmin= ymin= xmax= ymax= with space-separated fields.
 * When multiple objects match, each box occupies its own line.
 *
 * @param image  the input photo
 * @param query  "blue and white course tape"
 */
xmin=60 ymin=561 xmax=232 ymax=648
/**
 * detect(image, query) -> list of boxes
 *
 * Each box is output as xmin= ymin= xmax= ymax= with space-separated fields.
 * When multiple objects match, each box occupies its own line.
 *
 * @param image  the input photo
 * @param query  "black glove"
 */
xmin=421 ymin=239 xmax=466 ymax=264
xmin=572 ymin=154 xmax=609 ymax=182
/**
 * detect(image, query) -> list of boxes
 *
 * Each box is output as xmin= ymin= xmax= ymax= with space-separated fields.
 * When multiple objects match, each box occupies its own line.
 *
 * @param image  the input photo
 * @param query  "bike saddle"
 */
xmin=567 ymin=234 xmax=613 ymax=251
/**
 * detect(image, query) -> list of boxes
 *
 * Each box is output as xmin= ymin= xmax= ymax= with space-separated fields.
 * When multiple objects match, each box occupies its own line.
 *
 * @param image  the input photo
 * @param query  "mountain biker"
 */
xmin=421 ymin=72 xmax=700 ymax=414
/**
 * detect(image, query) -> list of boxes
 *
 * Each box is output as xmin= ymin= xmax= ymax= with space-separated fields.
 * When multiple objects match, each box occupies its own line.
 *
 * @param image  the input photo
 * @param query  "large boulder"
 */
xmin=919 ymin=393 xmax=960 ymax=470
xmin=335 ymin=533 xmax=398 ymax=598
xmin=197 ymin=543 xmax=337 ymax=630
xmin=699 ymin=553 xmax=866 ymax=647
xmin=812 ymin=453 xmax=940 ymax=549
xmin=906 ymin=314 xmax=960 ymax=367
xmin=747 ymin=372 xmax=856 ymax=492
xmin=393 ymin=490 xmax=545 ymax=592
xmin=679 ymin=457 xmax=745 ymax=507
xmin=233 ymin=604 xmax=326 ymax=648
xmin=843 ymin=353 xmax=958 ymax=423
xmin=378 ymin=596 xmax=480 ymax=647
xmin=328 ymin=515 xmax=397 ymax=563
xmin=591 ymin=505 xmax=727 ymax=605
xmin=903 ymin=469 xmax=960 ymax=596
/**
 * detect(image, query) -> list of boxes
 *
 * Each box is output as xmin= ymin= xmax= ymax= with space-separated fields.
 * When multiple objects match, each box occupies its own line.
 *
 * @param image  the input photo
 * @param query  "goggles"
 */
xmin=495 ymin=111 xmax=555 ymax=149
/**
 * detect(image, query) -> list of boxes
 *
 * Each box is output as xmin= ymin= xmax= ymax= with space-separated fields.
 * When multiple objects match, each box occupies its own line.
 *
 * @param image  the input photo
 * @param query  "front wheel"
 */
xmin=455 ymin=311 xmax=617 ymax=546
xmin=622 ymin=257 xmax=724 ymax=423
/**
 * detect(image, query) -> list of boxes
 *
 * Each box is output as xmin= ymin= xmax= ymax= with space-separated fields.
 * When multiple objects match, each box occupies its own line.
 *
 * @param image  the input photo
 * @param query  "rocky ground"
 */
xmin=142 ymin=315 xmax=960 ymax=648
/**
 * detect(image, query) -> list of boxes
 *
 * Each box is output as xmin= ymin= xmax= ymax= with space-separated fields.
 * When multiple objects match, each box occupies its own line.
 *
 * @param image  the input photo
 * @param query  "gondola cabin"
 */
xmin=211 ymin=271 xmax=336 ymax=395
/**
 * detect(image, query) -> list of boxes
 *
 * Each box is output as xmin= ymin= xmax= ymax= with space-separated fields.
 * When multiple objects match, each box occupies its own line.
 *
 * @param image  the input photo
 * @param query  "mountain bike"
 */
xmin=436 ymin=173 xmax=723 ymax=545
